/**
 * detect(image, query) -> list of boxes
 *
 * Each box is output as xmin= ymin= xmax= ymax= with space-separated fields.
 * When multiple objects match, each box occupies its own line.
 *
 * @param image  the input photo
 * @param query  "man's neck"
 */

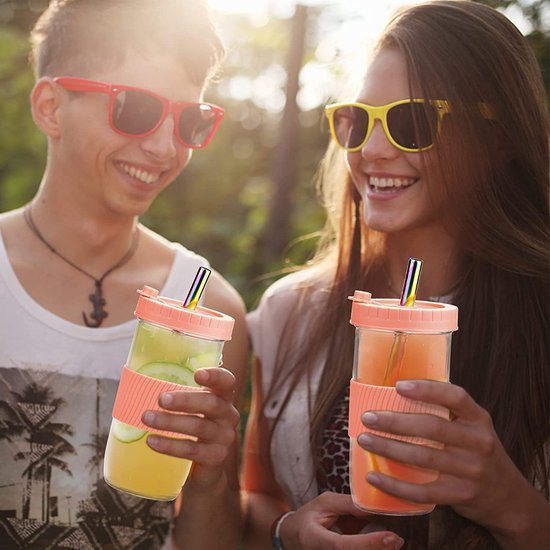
xmin=28 ymin=190 xmax=138 ymax=272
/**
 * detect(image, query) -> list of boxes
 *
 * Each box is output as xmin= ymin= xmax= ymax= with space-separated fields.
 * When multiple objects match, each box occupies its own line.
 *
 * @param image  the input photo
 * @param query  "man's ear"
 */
xmin=31 ymin=78 xmax=63 ymax=138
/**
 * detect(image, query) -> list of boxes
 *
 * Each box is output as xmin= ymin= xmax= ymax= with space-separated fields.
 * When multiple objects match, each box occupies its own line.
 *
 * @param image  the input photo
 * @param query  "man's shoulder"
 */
xmin=202 ymin=269 xmax=245 ymax=320
xmin=0 ymin=208 xmax=21 ymax=228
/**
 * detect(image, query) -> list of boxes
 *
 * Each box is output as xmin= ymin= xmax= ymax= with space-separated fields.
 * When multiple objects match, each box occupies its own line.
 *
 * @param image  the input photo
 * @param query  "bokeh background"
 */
xmin=1 ymin=0 xmax=548 ymax=310
xmin=0 ymin=2 xmax=547 ymax=546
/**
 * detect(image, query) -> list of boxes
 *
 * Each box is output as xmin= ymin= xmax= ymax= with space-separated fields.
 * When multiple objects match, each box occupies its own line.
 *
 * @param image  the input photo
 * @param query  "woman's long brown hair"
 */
xmin=263 ymin=2 xmax=549 ymax=548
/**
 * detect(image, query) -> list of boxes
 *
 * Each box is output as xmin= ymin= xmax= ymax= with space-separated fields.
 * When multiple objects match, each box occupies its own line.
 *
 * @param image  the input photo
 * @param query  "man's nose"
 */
xmin=140 ymin=115 xmax=178 ymax=160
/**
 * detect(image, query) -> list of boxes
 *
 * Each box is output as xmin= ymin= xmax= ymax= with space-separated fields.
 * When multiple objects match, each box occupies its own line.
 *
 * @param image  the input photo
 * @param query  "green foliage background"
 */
xmin=0 ymin=1 xmax=547 ymax=309
xmin=0 ymin=3 xmax=546 ymax=546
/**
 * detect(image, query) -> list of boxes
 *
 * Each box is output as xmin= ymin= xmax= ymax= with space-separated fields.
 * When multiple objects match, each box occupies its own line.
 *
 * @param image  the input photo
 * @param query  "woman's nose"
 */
xmin=359 ymin=120 xmax=400 ymax=161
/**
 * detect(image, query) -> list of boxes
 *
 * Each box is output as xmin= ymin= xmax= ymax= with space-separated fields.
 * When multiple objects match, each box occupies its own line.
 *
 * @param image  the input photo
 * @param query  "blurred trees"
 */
xmin=0 ymin=0 xmax=548 ymax=309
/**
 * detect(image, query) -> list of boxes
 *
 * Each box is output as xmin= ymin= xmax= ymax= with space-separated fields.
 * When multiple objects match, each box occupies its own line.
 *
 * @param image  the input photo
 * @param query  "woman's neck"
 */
xmin=384 ymin=228 xmax=461 ymax=301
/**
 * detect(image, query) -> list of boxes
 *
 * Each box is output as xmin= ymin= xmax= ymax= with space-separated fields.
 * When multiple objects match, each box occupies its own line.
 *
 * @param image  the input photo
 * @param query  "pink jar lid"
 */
xmin=349 ymin=290 xmax=458 ymax=332
xmin=134 ymin=286 xmax=234 ymax=341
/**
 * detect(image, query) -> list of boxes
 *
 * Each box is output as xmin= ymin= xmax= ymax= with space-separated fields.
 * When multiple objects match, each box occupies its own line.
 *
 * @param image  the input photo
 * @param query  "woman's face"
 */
xmin=346 ymin=47 xmax=446 ymax=236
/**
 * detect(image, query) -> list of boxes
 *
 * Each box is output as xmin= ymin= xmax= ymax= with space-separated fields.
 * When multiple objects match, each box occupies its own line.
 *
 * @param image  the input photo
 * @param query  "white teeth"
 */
xmin=369 ymin=176 xmax=415 ymax=189
xmin=120 ymin=163 xmax=160 ymax=185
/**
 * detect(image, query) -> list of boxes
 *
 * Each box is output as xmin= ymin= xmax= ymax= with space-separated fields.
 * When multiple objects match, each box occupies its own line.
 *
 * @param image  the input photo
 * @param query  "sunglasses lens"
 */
xmin=178 ymin=105 xmax=218 ymax=147
xmin=387 ymin=102 xmax=438 ymax=150
xmin=332 ymin=106 xmax=369 ymax=149
xmin=112 ymin=90 xmax=164 ymax=135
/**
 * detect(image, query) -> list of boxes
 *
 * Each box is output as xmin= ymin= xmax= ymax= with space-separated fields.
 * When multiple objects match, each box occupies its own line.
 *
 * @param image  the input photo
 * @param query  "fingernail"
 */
xmin=160 ymin=393 xmax=173 ymax=407
xmin=147 ymin=435 xmax=159 ymax=448
xmin=362 ymin=412 xmax=378 ymax=425
xmin=195 ymin=369 xmax=209 ymax=383
xmin=383 ymin=535 xmax=405 ymax=549
xmin=367 ymin=472 xmax=381 ymax=485
xmin=358 ymin=433 xmax=373 ymax=447
xmin=396 ymin=380 xmax=415 ymax=392
xmin=142 ymin=411 xmax=155 ymax=425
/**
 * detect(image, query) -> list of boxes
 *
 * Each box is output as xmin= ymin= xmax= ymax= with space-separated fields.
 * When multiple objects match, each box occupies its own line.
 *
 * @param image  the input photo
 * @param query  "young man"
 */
xmin=0 ymin=1 xmax=248 ymax=548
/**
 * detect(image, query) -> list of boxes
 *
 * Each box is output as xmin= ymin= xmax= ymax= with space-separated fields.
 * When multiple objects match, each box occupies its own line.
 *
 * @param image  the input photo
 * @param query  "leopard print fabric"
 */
xmin=317 ymin=385 xmax=351 ymax=494
xmin=317 ymin=384 xmax=431 ymax=547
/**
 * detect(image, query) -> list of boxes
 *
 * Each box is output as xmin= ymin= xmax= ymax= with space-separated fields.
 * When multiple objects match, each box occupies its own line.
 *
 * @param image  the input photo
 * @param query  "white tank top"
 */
xmin=0 ymin=230 xmax=208 ymax=549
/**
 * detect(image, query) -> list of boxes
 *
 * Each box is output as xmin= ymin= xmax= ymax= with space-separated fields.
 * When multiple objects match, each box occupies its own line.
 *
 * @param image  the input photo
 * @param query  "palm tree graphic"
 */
xmin=0 ymin=382 xmax=75 ymax=520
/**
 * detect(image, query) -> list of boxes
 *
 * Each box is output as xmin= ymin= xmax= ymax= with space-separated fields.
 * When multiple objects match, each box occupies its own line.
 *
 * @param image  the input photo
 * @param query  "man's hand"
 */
xmin=142 ymin=366 xmax=240 ymax=487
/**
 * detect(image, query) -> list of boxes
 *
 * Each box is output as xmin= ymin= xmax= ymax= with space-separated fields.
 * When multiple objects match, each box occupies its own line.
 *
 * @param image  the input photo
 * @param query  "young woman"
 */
xmin=242 ymin=1 xmax=549 ymax=549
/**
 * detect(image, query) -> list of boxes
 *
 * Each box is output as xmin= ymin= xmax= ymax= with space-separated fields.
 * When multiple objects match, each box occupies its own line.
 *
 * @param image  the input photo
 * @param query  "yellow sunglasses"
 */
xmin=324 ymin=99 xmax=451 ymax=153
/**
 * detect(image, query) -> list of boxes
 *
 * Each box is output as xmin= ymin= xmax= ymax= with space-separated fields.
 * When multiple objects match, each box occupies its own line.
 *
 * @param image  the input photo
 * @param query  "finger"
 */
xmin=395 ymin=380 xmax=483 ymax=422
xmin=358 ymin=431 xmax=449 ymax=472
xmin=146 ymin=434 xmax=231 ymax=466
xmin=361 ymin=410 xmax=467 ymax=448
xmin=366 ymin=470 xmax=436 ymax=505
xmin=195 ymin=367 xmax=235 ymax=401
xmin=307 ymin=527 xmax=404 ymax=550
xmin=314 ymin=492 xmax=372 ymax=518
xmin=142 ymin=410 xmax=236 ymax=446
xmin=359 ymin=428 xmax=488 ymax=483
xmin=157 ymin=390 xmax=240 ymax=426
xmin=365 ymin=470 xmax=473 ymax=507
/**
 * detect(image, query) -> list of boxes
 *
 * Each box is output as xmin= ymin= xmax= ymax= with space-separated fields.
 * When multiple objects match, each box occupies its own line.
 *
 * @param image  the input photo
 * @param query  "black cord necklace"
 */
xmin=23 ymin=204 xmax=139 ymax=328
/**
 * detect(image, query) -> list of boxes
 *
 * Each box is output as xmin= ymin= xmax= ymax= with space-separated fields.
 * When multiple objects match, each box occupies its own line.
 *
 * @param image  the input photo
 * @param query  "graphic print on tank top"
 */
xmin=0 ymin=365 xmax=172 ymax=549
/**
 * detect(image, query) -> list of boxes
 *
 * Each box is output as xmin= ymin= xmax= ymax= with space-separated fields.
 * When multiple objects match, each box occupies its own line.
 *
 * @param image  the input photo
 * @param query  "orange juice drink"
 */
xmin=103 ymin=286 xmax=234 ymax=501
xmin=348 ymin=291 xmax=458 ymax=515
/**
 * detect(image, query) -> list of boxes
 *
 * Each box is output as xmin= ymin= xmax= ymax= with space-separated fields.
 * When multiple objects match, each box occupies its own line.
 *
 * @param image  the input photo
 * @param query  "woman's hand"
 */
xmin=278 ymin=492 xmax=404 ymax=550
xmin=357 ymin=380 xmax=549 ymax=546
xmin=142 ymin=366 xmax=240 ymax=488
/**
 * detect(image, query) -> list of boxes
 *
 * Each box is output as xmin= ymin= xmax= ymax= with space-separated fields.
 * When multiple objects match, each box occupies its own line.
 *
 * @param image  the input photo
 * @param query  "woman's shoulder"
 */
xmin=247 ymin=265 xmax=332 ymax=358
xmin=255 ymin=265 xmax=332 ymax=308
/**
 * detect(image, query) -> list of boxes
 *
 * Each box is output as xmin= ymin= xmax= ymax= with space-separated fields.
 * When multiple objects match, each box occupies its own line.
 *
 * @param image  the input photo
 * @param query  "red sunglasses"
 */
xmin=53 ymin=77 xmax=225 ymax=149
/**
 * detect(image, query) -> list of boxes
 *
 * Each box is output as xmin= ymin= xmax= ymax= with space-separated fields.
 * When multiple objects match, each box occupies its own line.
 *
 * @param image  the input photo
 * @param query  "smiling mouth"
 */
xmin=118 ymin=162 xmax=161 ymax=185
xmin=368 ymin=176 xmax=417 ymax=191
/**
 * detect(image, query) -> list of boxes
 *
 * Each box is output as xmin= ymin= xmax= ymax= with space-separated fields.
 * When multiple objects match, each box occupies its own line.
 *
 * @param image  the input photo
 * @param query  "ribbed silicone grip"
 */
xmin=348 ymin=379 xmax=449 ymax=447
xmin=112 ymin=366 xmax=202 ymax=437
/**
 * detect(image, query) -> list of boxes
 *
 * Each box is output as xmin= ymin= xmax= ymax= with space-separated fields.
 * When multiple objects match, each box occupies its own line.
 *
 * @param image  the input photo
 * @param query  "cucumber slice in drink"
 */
xmin=186 ymin=351 xmax=220 ymax=371
xmin=112 ymin=419 xmax=147 ymax=443
xmin=138 ymin=361 xmax=196 ymax=386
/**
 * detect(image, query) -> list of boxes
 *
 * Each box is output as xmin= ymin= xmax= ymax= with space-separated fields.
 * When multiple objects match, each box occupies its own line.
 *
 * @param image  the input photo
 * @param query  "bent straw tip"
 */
xmin=399 ymin=257 xmax=423 ymax=307
xmin=183 ymin=266 xmax=211 ymax=310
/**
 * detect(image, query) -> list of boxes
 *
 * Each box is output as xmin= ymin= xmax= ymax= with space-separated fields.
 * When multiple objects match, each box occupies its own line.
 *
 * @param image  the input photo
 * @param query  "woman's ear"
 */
xmin=30 ymin=78 xmax=63 ymax=138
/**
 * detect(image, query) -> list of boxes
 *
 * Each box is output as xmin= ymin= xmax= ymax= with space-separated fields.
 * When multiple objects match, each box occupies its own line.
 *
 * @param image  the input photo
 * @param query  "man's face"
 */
xmin=54 ymin=52 xmax=205 ymax=217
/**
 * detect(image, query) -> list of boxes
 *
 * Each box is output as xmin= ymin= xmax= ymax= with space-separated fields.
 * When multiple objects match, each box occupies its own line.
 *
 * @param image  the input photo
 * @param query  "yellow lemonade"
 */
xmin=104 ymin=320 xmax=223 ymax=501
xmin=104 ymin=428 xmax=193 ymax=501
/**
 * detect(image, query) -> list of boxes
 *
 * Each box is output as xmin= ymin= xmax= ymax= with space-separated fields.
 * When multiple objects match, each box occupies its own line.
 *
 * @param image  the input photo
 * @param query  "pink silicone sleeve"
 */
xmin=112 ymin=365 xmax=202 ymax=438
xmin=348 ymin=378 xmax=449 ymax=447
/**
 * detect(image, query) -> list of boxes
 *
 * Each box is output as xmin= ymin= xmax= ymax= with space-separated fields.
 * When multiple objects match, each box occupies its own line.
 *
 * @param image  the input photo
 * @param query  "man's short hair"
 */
xmin=30 ymin=0 xmax=225 ymax=86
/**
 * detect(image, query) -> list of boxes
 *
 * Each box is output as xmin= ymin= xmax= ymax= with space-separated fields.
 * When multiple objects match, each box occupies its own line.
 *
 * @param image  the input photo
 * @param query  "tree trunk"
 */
xmin=260 ymin=4 xmax=308 ymax=268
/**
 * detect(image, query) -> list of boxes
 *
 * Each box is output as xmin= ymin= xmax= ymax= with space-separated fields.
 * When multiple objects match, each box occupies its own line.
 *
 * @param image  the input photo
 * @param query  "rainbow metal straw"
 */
xmin=399 ymin=257 xmax=423 ymax=307
xmin=183 ymin=266 xmax=211 ymax=310
xmin=383 ymin=257 xmax=423 ymax=385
